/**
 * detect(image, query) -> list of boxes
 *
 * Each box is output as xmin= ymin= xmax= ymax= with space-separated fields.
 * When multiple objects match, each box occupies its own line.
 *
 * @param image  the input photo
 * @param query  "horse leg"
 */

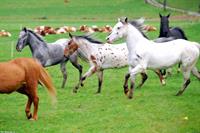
xmin=191 ymin=66 xmax=200 ymax=80
xmin=177 ymin=63 xmax=181 ymax=73
xmin=17 ymin=86 xmax=33 ymax=120
xmin=25 ymin=96 xmax=33 ymax=119
xmin=123 ymin=73 xmax=130 ymax=95
xmin=155 ymin=70 xmax=166 ymax=85
xmin=96 ymin=70 xmax=103 ymax=93
xmin=30 ymin=89 xmax=39 ymax=120
xmin=128 ymin=65 xmax=144 ymax=99
xmin=176 ymin=68 xmax=191 ymax=96
xmin=69 ymin=58 xmax=83 ymax=86
xmin=136 ymin=72 xmax=148 ymax=88
xmin=60 ymin=62 xmax=67 ymax=88
xmin=74 ymin=65 xmax=97 ymax=93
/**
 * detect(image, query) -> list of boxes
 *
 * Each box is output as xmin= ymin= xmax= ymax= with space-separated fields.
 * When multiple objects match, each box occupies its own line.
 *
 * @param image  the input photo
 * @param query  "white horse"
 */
xmin=64 ymin=33 xmax=165 ymax=93
xmin=107 ymin=17 xmax=200 ymax=99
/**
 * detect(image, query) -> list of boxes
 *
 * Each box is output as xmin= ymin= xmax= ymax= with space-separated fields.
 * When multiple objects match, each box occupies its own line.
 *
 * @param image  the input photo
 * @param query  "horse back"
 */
xmin=169 ymin=27 xmax=188 ymax=40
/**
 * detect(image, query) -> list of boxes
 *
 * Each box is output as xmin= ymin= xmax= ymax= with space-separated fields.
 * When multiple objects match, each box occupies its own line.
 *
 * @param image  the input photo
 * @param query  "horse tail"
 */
xmin=39 ymin=65 xmax=57 ymax=104
xmin=172 ymin=27 xmax=188 ymax=40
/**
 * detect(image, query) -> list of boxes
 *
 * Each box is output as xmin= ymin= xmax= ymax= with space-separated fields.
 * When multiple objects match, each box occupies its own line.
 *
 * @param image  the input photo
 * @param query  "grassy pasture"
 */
xmin=0 ymin=0 xmax=200 ymax=133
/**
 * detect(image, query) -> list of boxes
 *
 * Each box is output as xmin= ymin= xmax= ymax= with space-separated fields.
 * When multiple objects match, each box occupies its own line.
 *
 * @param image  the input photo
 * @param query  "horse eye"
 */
xmin=117 ymin=27 xmax=120 ymax=30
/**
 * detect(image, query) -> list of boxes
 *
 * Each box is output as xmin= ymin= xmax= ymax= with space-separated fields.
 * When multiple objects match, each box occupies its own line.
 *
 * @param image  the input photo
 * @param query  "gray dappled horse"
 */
xmin=16 ymin=27 xmax=82 ymax=88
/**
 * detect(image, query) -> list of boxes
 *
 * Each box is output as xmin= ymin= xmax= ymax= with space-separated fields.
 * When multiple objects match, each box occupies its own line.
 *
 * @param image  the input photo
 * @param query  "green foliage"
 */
xmin=0 ymin=0 xmax=200 ymax=133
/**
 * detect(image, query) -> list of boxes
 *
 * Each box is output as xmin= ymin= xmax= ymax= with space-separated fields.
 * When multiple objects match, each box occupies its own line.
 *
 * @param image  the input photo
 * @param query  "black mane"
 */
xmin=27 ymin=29 xmax=46 ymax=43
xmin=76 ymin=35 xmax=104 ymax=44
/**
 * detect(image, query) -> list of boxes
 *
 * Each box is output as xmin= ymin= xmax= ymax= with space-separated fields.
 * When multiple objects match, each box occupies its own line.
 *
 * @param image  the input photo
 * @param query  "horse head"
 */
xmin=64 ymin=33 xmax=79 ymax=57
xmin=16 ymin=27 xmax=29 ymax=52
xmin=159 ymin=13 xmax=171 ymax=37
xmin=106 ymin=17 xmax=128 ymax=43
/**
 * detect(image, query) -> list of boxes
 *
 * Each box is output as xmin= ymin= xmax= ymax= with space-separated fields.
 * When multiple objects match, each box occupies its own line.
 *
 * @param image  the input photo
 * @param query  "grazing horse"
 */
xmin=159 ymin=13 xmax=188 ymax=75
xmin=0 ymin=58 xmax=56 ymax=120
xmin=107 ymin=17 xmax=200 ymax=99
xmin=16 ymin=27 xmax=82 ymax=88
xmin=64 ymin=33 xmax=165 ymax=93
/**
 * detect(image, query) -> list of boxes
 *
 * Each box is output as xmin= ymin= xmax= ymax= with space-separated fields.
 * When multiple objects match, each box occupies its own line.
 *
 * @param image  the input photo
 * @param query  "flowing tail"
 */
xmin=39 ymin=66 xmax=57 ymax=104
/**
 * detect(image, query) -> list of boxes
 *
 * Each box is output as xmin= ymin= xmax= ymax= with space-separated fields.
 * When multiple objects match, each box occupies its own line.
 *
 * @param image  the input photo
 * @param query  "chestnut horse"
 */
xmin=0 ymin=58 xmax=56 ymax=120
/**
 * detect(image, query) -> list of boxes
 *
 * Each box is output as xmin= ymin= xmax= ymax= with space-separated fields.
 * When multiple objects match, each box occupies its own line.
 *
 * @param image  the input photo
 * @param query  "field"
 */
xmin=0 ymin=0 xmax=200 ymax=133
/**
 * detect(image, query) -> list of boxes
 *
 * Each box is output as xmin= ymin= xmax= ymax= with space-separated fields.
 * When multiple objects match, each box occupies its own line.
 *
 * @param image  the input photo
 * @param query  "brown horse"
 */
xmin=0 ymin=58 xmax=56 ymax=120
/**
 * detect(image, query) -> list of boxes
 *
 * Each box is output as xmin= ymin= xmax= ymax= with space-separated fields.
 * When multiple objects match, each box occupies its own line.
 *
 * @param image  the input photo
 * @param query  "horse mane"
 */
xmin=129 ymin=18 xmax=149 ymax=39
xmin=27 ymin=29 xmax=46 ymax=43
xmin=76 ymin=35 xmax=104 ymax=44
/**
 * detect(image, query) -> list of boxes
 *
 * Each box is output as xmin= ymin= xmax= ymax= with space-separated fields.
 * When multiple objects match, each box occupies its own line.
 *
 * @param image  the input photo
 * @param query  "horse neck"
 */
xmin=159 ymin=22 xmax=170 ymax=37
xmin=77 ymin=40 xmax=98 ymax=58
xmin=27 ymin=32 xmax=47 ymax=53
xmin=126 ymin=24 xmax=148 ymax=54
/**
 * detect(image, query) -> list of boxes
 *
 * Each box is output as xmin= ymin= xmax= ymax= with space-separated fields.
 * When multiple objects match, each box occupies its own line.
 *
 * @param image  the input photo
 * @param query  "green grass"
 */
xmin=156 ymin=0 xmax=200 ymax=12
xmin=0 ymin=0 xmax=200 ymax=133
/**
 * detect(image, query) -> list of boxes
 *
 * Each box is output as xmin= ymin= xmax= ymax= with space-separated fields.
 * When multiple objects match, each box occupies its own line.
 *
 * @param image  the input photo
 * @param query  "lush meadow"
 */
xmin=0 ymin=0 xmax=200 ymax=133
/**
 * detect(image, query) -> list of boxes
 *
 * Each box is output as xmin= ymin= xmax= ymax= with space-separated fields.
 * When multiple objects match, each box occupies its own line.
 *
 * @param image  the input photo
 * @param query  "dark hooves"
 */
xmin=175 ymin=91 xmax=183 ymax=96
xmin=27 ymin=113 xmax=32 ymax=119
xmin=81 ymin=83 xmax=84 ymax=87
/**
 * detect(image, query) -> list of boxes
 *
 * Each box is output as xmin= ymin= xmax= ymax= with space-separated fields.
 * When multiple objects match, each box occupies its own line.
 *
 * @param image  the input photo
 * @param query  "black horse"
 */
xmin=158 ymin=13 xmax=188 ymax=75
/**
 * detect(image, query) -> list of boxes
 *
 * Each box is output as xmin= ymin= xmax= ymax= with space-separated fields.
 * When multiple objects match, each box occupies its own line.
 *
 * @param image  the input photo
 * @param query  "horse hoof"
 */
xmin=128 ymin=95 xmax=133 ymax=99
xmin=175 ymin=92 xmax=182 ymax=96
xmin=161 ymin=80 xmax=166 ymax=86
xmin=81 ymin=83 xmax=84 ymax=87
xmin=27 ymin=113 xmax=32 ymax=119
xmin=73 ymin=89 xmax=78 ymax=93
xmin=29 ymin=118 xmax=37 ymax=121
xmin=95 ymin=91 xmax=101 ymax=94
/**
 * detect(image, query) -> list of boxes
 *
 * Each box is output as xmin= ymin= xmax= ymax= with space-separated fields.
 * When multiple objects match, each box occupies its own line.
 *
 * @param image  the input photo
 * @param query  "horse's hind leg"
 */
xmin=136 ymin=72 xmax=148 ymax=88
xmin=17 ymin=86 xmax=33 ymax=120
xmin=176 ymin=68 xmax=191 ymax=96
xmin=123 ymin=73 xmax=130 ymax=95
xmin=60 ymin=62 xmax=67 ymax=88
xmin=96 ymin=70 xmax=103 ymax=93
xmin=155 ymin=70 xmax=166 ymax=85
xmin=25 ymin=96 xmax=33 ymax=119
xmin=191 ymin=66 xmax=200 ymax=80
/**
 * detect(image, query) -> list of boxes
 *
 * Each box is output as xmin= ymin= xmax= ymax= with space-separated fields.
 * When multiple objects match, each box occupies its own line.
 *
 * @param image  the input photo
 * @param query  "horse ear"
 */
xmin=125 ymin=17 xmax=128 ymax=23
xmin=69 ymin=32 xmax=73 ymax=38
xmin=23 ymin=27 xmax=27 ymax=32
xmin=159 ymin=13 xmax=162 ymax=18
xmin=167 ymin=13 xmax=170 ymax=18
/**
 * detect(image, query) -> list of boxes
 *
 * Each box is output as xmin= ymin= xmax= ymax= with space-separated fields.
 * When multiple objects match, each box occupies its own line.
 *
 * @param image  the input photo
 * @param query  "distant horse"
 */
xmin=159 ymin=13 xmax=188 ymax=75
xmin=16 ymin=27 xmax=82 ymax=88
xmin=107 ymin=17 xmax=200 ymax=99
xmin=64 ymin=33 xmax=165 ymax=93
xmin=159 ymin=13 xmax=188 ymax=40
xmin=0 ymin=58 xmax=56 ymax=120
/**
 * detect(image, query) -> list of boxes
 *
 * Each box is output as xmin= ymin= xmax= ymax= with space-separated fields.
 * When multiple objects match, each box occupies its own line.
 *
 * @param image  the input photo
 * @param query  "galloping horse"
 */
xmin=64 ymin=33 xmax=165 ymax=93
xmin=16 ymin=27 xmax=82 ymax=88
xmin=107 ymin=17 xmax=200 ymax=99
xmin=0 ymin=58 xmax=56 ymax=120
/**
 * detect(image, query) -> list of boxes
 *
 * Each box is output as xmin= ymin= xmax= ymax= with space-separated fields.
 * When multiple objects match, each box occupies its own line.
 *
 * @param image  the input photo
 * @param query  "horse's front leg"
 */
xmin=69 ymin=55 xmax=83 ymax=86
xmin=128 ymin=65 xmax=144 ymax=99
xmin=96 ymin=70 xmax=104 ymax=93
xmin=123 ymin=73 xmax=130 ymax=95
xmin=73 ymin=65 xmax=97 ymax=93
xmin=136 ymin=72 xmax=148 ymax=89
xmin=60 ymin=61 xmax=67 ymax=88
